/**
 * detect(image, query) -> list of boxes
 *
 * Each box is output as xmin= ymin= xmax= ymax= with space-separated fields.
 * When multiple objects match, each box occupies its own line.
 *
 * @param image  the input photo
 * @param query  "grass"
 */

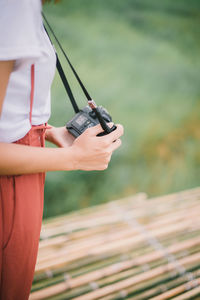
xmin=43 ymin=0 xmax=200 ymax=218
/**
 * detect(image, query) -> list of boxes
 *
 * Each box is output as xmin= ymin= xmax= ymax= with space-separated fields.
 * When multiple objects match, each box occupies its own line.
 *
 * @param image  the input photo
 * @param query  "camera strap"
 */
xmin=56 ymin=54 xmax=80 ymax=113
xmin=42 ymin=13 xmax=93 ymax=113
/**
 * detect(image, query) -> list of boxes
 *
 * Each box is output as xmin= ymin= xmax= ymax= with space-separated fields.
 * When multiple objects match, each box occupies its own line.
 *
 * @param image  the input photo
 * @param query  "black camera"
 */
xmin=66 ymin=101 xmax=116 ymax=138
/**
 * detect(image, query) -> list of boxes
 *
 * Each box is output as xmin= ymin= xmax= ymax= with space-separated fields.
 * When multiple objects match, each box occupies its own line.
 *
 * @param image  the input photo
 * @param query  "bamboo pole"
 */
xmin=69 ymin=253 xmax=200 ymax=300
xmin=39 ymin=197 xmax=200 ymax=248
xmin=30 ymin=251 xmax=200 ymax=300
xmin=101 ymin=271 xmax=196 ymax=300
xmin=38 ymin=204 xmax=200 ymax=254
xmin=40 ymin=199 xmax=200 ymax=239
xmin=40 ymin=188 xmax=200 ymax=238
xmin=31 ymin=233 xmax=200 ymax=296
xmin=172 ymin=284 xmax=200 ymax=300
xmin=35 ymin=216 xmax=200 ymax=274
xmin=30 ymin=188 xmax=200 ymax=300
xmin=150 ymin=277 xmax=200 ymax=300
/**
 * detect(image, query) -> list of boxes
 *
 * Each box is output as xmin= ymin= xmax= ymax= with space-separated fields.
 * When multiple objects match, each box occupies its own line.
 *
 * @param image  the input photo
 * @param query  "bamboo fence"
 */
xmin=29 ymin=187 xmax=200 ymax=300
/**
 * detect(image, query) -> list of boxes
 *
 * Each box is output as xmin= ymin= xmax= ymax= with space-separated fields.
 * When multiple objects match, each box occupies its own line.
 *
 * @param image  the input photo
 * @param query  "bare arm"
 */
xmin=0 ymin=124 xmax=123 ymax=175
xmin=0 ymin=60 xmax=75 ymax=175
xmin=0 ymin=61 xmax=123 ymax=175
xmin=0 ymin=142 xmax=75 ymax=175
xmin=0 ymin=60 xmax=15 ymax=115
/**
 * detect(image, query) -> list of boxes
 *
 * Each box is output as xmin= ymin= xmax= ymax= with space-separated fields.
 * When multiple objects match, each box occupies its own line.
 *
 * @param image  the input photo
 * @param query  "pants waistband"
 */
xmin=13 ymin=124 xmax=49 ymax=148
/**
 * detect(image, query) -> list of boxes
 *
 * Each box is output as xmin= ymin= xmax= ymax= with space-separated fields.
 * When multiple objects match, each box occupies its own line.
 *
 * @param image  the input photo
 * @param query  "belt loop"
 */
xmin=29 ymin=64 xmax=35 ymax=125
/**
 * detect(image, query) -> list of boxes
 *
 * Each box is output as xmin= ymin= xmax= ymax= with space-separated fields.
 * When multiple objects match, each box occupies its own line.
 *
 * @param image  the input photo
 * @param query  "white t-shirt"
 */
xmin=0 ymin=0 xmax=56 ymax=143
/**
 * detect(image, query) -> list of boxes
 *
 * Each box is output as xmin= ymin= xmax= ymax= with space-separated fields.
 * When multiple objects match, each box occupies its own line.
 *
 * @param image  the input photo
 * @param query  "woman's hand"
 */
xmin=45 ymin=125 xmax=75 ymax=148
xmin=0 ymin=123 xmax=123 ymax=175
xmin=70 ymin=123 xmax=124 ymax=171
xmin=45 ymin=122 xmax=124 ymax=171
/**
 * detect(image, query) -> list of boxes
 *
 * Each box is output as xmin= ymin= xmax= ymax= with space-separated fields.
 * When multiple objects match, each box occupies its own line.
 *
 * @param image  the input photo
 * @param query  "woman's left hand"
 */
xmin=45 ymin=125 xmax=75 ymax=148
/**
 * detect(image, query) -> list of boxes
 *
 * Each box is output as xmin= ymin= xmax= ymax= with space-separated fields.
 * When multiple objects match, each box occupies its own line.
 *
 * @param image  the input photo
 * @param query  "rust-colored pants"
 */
xmin=0 ymin=126 xmax=46 ymax=300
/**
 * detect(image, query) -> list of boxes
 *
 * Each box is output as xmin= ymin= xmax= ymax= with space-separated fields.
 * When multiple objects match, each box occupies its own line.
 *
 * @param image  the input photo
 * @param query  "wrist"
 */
xmin=60 ymin=146 xmax=78 ymax=171
xmin=45 ymin=126 xmax=54 ymax=142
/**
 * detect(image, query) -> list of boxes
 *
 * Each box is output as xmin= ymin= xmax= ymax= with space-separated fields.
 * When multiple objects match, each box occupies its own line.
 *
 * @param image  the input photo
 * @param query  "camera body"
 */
xmin=66 ymin=105 xmax=113 ymax=138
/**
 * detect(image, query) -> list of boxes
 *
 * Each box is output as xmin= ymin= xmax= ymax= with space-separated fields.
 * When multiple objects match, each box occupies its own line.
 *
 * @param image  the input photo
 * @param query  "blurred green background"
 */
xmin=43 ymin=0 xmax=200 ymax=219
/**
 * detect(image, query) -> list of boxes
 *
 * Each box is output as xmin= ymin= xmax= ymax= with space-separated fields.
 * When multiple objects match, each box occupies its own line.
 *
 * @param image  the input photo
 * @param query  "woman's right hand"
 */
xmin=70 ymin=123 xmax=124 ymax=171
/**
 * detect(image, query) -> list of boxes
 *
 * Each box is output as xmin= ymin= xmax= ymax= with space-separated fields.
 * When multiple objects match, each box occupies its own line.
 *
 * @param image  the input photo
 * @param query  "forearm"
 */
xmin=0 ymin=142 xmax=75 ymax=175
xmin=0 ymin=124 xmax=124 ymax=175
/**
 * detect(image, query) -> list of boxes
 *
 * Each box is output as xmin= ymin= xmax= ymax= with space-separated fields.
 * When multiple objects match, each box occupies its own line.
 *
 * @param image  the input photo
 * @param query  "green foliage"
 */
xmin=43 ymin=0 xmax=200 ymax=218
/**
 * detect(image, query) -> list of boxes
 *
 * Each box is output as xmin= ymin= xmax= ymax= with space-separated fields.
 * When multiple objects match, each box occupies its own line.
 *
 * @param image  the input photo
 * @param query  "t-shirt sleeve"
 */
xmin=0 ymin=0 xmax=43 ymax=60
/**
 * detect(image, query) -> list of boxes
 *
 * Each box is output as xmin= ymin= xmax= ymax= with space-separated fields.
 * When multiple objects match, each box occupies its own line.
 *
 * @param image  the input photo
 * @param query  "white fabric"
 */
xmin=0 ymin=0 xmax=56 ymax=143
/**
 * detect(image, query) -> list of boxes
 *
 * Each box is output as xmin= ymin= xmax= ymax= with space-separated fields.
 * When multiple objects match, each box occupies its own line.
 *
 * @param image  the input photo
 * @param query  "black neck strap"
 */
xmin=42 ymin=12 xmax=93 ymax=113
xmin=56 ymin=54 xmax=80 ymax=113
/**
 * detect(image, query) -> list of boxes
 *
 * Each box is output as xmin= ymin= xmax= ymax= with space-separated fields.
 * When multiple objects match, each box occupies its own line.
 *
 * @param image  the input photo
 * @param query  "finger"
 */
xmin=87 ymin=122 xmax=114 ymax=136
xmin=106 ymin=124 xmax=124 ymax=142
xmin=108 ymin=138 xmax=122 ymax=152
xmin=107 ymin=122 xmax=115 ymax=128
